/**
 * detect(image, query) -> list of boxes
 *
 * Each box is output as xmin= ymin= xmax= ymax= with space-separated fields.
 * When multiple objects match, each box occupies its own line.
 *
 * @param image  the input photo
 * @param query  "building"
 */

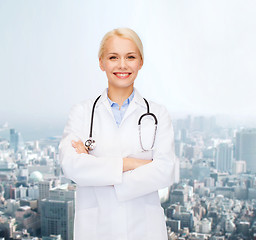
xmin=29 ymin=171 xmax=43 ymax=184
xmin=232 ymin=160 xmax=246 ymax=174
xmin=5 ymin=199 xmax=20 ymax=217
xmin=15 ymin=206 xmax=40 ymax=235
xmin=9 ymin=185 xmax=27 ymax=200
xmin=20 ymin=199 xmax=38 ymax=210
xmin=10 ymin=129 xmax=19 ymax=153
xmin=0 ymin=215 xmax=16 ymax=239
xmin=215 ymin=187 xmax=235 ymax=199
xmin=42 ymin=235 xmax=62 ymax=240
xmin=216 ymin=143 xmax=233 ymax=173
xmin=170 ymin=189 xmax=188 ymax=205
xmin=175 ymin=140 xmax=184 ymax=157
xmin=49 ymin=184 xmax=75 ymax=203
xmin=225 ymin=219 xmax=236 ymax=233
xmin=236 ymin=129 xmax=256 ymax=173
xmin=236 ymin=221 xmax=250 ymax=237
xmin=39 ymin=180 xmax=52 ymax=200
xmin=49 ymin=184 xmax=76 ymax=212
xmin=198 ymin=218 xmax=211 ymax=234
xmin=166 ymin=219 xmax=180 ymax=233
xmin=28 ymin=185 xmax=39 ymax=200
xmin=40 ymin=199 xmax=74 ymax=240
xmin=172 ymin=211 xmax=194 ymax=231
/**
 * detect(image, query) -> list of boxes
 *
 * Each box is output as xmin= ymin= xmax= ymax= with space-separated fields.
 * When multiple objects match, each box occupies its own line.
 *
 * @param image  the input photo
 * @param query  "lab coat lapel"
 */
xmin=96 ymin=88 xmax=116 ymax=124
xmin=120 ymin=88 xmax=146 ymax=126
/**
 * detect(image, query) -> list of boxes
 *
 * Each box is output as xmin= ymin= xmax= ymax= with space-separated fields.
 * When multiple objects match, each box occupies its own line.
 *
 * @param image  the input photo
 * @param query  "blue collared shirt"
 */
xmin=107 ymin=88 xmax=135 ymax=127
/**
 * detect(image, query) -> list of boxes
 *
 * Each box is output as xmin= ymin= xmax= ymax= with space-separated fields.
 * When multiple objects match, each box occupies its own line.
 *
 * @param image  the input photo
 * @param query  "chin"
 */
xmin=109 ymin=80 xmax=135 ymax=89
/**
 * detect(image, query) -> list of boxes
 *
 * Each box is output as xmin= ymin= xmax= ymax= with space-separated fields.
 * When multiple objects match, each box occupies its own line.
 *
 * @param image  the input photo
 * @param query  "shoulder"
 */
xmin=147 ymin=99 xmax=167 ymax=112
xmin=135 ymin=88 xmax=171 ymax=119
xmin=147 ymin=99 xmax=172 ymax=122
xmin=145 ymin=100 xmax=174 ymax=135
xmin=69 ymin=94 xmax=101 ymax=112
xmin=67 ymin=96 xmax=99 ymax=119
xmin=69 ymin=89 xmax=106 ymax=112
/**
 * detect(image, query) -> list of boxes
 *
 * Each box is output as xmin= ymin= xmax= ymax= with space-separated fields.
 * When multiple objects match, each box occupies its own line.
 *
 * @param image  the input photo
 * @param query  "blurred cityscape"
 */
xmin=0 ymin=116 xmax=256 ymax=240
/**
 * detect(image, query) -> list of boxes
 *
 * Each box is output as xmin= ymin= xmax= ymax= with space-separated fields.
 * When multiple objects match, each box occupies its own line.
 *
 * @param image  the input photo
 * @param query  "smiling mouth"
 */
xmin=113 ymin=73 xmax=131 ymax=79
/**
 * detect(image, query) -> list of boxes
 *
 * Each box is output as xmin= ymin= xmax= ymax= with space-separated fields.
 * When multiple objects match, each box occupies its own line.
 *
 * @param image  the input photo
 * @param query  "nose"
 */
xmin=118 ymin=57 xmax=127 ymax=69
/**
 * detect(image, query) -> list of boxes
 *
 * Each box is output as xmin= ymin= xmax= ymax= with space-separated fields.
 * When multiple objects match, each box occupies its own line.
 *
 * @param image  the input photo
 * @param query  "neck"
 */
xmin=107 ymin=85 xmax=134 ymax=107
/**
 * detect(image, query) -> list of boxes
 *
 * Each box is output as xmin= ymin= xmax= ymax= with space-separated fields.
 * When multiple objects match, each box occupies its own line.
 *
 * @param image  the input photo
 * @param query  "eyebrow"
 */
xmin=107 ymin=52 xmax=138 ymax=55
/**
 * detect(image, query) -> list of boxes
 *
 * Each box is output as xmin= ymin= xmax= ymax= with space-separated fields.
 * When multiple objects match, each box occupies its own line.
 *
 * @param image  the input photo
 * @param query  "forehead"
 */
xmin=104 ymin=36 xmax=139 ymax=53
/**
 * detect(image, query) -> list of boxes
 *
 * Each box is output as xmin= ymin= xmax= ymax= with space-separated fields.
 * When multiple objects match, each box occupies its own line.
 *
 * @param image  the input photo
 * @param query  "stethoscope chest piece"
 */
xmin=85 ymin=138 xmax=96 ymax=151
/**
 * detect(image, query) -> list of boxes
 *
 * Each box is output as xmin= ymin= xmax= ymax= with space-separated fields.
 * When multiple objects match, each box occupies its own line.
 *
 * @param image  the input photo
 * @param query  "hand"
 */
xmin=111 ymin=158 xmax=152 ymax=187
xmin=71 ymin=140 xmax=88 ymax=154
xmin=123 ymin=158 xmax=152 ymax=172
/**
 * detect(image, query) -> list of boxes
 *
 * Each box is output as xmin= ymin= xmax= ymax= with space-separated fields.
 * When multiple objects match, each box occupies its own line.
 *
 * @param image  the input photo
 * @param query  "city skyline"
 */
xmin=1 ymin=114 xmax=256 ymax=239
xmin=1 ymin=113 xmax=256 ymax=142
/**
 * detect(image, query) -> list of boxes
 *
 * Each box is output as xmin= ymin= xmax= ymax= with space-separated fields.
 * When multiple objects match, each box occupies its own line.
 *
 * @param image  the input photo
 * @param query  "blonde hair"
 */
xmin=98 ymin=28 xmax=144 ymax=62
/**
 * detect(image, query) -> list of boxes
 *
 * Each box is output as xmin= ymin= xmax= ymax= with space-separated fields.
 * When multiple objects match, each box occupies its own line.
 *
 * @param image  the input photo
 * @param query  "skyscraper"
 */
xmin=10 ymin=129 xmax=19 ymax=152
xmin=236 ymin=129 xmax=256 ymax=173
xmin=39 ymin=180 xmax=53 ymax=200
xmin=216 ymin=143 xmax=233 ymax=173
xmin=40 ymin=199 xmax=74 ymax=240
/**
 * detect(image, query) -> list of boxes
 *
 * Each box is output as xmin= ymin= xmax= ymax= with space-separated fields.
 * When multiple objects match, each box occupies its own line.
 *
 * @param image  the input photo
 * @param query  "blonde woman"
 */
xmin=59 ymin=28 xmax=178 ymax=240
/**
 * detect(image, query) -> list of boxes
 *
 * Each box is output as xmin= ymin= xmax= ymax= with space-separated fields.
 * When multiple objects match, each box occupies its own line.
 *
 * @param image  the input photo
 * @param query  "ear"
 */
xmin=99 ymin=57 xmax=105 ymax=71
xmin=139 ymin=58 xmax=143 ymax=70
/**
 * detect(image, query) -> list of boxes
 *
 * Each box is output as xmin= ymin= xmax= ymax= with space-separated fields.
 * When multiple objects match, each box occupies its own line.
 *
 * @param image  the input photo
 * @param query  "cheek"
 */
xmin=132 ymin=64 xmax=142 ymax=72
xmin=130 ymin=60 xmax=142 ymax=71
xmin=104 ymin=62 xmax=115 ymax=72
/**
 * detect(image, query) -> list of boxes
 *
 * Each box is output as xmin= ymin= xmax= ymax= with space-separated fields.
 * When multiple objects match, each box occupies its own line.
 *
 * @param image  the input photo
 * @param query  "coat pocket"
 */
xmin=74 ymin=207 xmax=99 ymax=240
xmin=145 ymin=204 xmax=168 ymax=240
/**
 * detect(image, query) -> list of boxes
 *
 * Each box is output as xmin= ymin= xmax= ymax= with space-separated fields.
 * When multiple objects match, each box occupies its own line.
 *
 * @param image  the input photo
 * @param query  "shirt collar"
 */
xmin=96 ymin=87 xmax=146 ymax=109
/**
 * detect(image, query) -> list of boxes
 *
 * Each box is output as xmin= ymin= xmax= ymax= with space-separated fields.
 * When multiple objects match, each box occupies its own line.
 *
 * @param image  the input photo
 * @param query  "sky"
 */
xmin=0 ymin=0 xmax=256 ymax=140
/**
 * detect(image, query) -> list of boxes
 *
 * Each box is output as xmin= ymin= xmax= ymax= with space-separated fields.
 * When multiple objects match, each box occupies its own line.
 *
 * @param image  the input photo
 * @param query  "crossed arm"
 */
xmin=60 ymin=103 xmax=177 ymax=202
xmin=71 ymin=140 xmax=152 ymax=172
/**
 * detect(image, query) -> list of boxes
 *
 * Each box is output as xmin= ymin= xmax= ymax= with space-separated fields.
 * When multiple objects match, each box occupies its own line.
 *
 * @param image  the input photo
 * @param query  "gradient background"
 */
xmin=1 ymin=0 xmax=256 ymax=140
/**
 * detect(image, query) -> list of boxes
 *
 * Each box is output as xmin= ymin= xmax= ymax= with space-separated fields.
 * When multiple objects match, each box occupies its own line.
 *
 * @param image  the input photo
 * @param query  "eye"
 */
xmin=127 ymin=55 xmax=136 ymax=59
xmin=109 ymin=56 xmax=117 ymax=60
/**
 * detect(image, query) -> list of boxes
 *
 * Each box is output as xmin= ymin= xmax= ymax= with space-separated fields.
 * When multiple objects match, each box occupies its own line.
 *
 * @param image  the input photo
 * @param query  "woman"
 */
xmin=59 ymin=28 xmax=178 ymax=240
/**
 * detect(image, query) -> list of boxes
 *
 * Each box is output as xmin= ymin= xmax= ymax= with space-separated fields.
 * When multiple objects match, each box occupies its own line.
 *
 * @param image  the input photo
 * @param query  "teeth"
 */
xmin=115 ymin=73 xmax=130 ymax=77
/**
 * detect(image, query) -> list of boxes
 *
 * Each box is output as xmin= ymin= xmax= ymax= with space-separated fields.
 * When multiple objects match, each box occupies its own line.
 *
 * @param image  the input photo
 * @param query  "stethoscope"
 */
xmin=84 ymin=95 xmax=158 ymax=152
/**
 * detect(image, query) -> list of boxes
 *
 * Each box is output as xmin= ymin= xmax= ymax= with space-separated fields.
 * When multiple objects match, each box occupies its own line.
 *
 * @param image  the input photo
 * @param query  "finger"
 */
xmin=78 ymin=142 xmax=85 ymax=148
xmin=76 ymin=148 xmax=86 ymax=154
xmin=76 ymin=143 xmax=82 ymax=148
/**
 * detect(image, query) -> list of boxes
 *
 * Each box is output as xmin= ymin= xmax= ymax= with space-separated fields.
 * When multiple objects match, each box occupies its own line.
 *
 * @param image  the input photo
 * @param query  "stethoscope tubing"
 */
xmin=89 ymin=95 xmax=101 ymax=138
xmin=85 ymin=95 xmax=158 ymax=151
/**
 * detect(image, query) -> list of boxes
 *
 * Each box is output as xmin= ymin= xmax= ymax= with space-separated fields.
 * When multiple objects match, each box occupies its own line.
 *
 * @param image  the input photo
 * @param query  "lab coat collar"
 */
xmin=95 ymin=87 xmax=147 ymax=126
xmin=133 ymin=88 xmax=147 ymax=108
xmin=96 ymin=87 xmax=146 ymax=109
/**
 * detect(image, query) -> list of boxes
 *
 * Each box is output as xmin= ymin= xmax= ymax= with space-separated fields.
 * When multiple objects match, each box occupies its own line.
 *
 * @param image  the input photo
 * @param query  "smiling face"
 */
xmin=99 ymin=36 xmax=143 ymax=90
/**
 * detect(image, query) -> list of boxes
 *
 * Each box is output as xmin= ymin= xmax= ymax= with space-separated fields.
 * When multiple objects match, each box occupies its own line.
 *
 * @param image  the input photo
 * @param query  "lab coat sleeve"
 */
xmin=113 ymin=105 xmax=179 ymax=202
xmin=59 ymin=103 xmax=123 ymax=186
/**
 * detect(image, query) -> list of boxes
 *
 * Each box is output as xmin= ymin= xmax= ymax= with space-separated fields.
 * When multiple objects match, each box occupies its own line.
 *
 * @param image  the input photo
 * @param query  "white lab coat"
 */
xmin=59 ymin=87 xmax=179 ymax=240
